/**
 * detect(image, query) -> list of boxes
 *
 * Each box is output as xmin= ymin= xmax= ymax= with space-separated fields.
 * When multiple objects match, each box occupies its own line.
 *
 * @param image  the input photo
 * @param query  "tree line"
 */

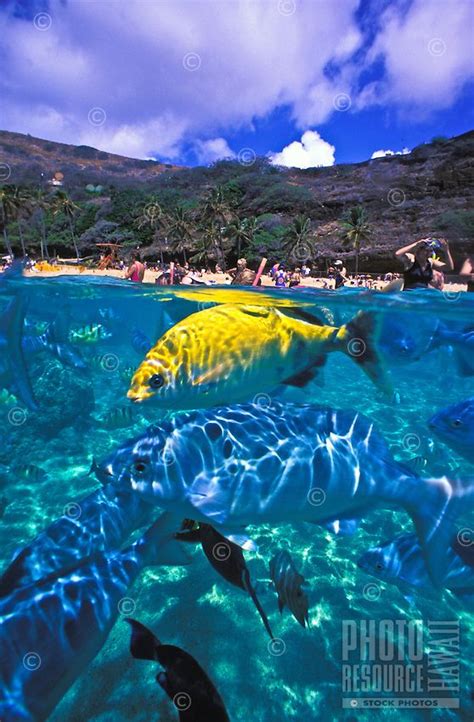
xmin=0 ymin=181 xmax=372 ymax=272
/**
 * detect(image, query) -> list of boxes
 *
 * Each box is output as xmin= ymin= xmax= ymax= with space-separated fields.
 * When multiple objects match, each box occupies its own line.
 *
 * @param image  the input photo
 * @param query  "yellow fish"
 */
xmin=127 ymin=304 xmax=390 ymax=408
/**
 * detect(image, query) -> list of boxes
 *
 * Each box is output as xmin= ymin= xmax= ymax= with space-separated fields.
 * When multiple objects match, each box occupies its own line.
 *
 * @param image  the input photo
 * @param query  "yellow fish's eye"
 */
xmin=149 ymin=373 xmax=165 ymax=390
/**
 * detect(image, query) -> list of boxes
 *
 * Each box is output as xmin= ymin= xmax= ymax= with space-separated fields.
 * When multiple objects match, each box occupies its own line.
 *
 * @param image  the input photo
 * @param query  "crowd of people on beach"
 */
xmin=2 ymin=235 xmax=473 ymax=292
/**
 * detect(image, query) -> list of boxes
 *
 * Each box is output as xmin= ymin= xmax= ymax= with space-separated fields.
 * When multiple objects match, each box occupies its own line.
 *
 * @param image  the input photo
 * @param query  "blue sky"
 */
xmin=0 ymin=0 xmax=473 ymax=168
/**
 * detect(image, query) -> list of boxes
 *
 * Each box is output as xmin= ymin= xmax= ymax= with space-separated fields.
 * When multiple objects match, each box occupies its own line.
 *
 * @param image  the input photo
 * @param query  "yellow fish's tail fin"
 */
xmin=338 ymin=311 xmax=392 ymax=394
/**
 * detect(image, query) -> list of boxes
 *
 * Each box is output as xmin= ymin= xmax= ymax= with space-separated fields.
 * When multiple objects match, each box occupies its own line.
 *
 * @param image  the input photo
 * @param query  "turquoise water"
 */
xmin=0 ymin=276 xmax=473 ymax=721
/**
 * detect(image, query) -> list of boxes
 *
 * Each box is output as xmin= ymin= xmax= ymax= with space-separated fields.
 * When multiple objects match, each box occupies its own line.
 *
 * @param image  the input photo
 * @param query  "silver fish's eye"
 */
xmin=149 ymin=373 xmax=165 ymax=390
xmin=451 ymin=418 xmax=462 ymax=428
xmin=132 ymin=460 xmax=148 ymax=474
xmin=375 ymin=562 xmax=384 ymax=571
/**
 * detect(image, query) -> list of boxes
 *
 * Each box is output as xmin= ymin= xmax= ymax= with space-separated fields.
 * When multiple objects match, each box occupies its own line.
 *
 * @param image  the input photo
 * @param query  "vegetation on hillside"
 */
xmin=1 ymin=129 xmax=473 ymax=271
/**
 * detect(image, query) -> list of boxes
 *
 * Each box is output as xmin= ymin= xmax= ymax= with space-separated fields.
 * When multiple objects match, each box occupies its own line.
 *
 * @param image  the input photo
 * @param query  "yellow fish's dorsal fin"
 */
xmin=171 ymin=287 xmax=312 ymax=308
xmin=278 ymin=307 xmax=327 ymax=326
xmin=238 ymin=306 xmax=273 ymax=318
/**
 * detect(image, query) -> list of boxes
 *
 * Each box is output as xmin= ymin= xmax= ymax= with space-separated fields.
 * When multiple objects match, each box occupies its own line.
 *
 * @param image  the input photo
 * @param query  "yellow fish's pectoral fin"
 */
xmin=192 ymin=363 xmax=227 ymax=387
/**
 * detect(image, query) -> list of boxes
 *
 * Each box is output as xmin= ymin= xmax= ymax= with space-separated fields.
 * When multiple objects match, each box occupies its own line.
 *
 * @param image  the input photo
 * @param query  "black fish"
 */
xmin=269 ymin=549 xmax=309 ymax=628
xmin=177 ymin=522 xmax=274 ymax=639
xmin=126 ymin=618 xmax=230 ymax=722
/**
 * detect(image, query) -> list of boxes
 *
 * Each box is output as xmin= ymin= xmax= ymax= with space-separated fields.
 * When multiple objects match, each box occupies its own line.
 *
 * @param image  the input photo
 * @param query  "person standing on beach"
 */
xmin=125 ymin=252 xmax=145 ymax=282
xmin=460 ymin=256 xmax=474 ymax=292
xmin=395 ymin=238 xmax=453 ymax=290
xmin=333 ymin=260 xmax=348 ymax=288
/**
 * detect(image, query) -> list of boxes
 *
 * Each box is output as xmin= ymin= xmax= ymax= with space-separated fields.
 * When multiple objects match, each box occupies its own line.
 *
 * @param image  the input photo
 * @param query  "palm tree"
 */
xmin=189 ymin=228 xmax=215 ymax=268
xmin=282 ymin=215 xmax=312 ymax=262
xmin=14 ymin=186 xmax=33 ymax=257
xmin=136 ymin=200 xmax=164 ymax=264
xmin=51 ymin=190 xmax=81 ymax=259
xmin=225 ymin=216 xmax=258 ymax=260
xmin=340 ymin=206 xmax=372 ymax=274
xmin=165 ymin=206 xmax=195 ymax=264
xmin=31 ymin=187 xmax=51 ymax=259
xmin=0 ymin=185 xmax=20 ymax=257
xmin=200 ymin=186 xmax=232 ymax=269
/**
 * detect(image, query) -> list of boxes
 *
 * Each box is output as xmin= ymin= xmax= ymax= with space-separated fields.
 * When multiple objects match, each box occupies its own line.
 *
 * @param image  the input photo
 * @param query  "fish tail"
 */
xmin=242 ymin=569 xmax=275 ymax=640
xmin=125 ymin=618 xmax=162 ymax=661
xmin=338 ymin=311 xmax=392 ymax=394
xmin=402 ymin=476 xmax=465 ymax=587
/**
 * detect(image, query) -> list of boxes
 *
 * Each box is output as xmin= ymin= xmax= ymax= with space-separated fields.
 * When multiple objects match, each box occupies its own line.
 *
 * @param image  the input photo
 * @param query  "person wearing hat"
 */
xmin=395 ymin=238 xmax=453 ymax=290
xmin=333 ymin=259 xmax=348 ymax=289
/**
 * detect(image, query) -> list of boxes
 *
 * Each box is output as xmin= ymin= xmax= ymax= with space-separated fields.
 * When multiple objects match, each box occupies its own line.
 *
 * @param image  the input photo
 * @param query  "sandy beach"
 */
xmin=19 ymin=263 xmax=468 ymax=292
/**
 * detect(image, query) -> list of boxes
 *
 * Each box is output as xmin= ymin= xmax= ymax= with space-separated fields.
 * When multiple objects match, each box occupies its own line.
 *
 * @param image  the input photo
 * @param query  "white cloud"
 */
xmin=359 ymin=0 xmax=474 ymax=116
xmin=271 ymin=130 xmax=335 ymax=169
xmin=0 ymin=0 xmax=471 ymax=159
xmin=194 ymin=138 xmax=235 ymax=164
xmin=370 ymin=147 xmax=410 ymax=159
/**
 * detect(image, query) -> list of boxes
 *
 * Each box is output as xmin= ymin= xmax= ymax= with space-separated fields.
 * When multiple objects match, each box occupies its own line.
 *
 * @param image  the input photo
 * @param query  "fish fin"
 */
xmin=125 ymin=618 xmax=162 ymax=661
xmin=279 ymin=307 xmax=326 ymax=326
xmin=187 ymin=479 xmax=231 ymax=524
xmin=324 ymin=519 xmax=359 ymax=535
xmin=242 ymin=568 xmax=275 ymax=640
xmin=282 ymin=360 xmax=326 ymax=388
xmin=0 ymin=297 xmax=38 ymax=410
xmin=339 ymin=311 xmax=393 ymax=395
xmin=405 ymin=477 xmax=463 ymax=587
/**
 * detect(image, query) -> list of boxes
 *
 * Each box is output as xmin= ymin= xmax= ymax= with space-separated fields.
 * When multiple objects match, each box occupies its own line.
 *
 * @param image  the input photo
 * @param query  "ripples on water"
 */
xmin=0 ymin=275 xmax=472 ymax=721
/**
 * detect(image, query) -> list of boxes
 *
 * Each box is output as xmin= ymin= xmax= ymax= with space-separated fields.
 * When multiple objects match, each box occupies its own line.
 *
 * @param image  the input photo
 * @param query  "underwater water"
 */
xmin=0 ymin=275 xmax=473 ymax=722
